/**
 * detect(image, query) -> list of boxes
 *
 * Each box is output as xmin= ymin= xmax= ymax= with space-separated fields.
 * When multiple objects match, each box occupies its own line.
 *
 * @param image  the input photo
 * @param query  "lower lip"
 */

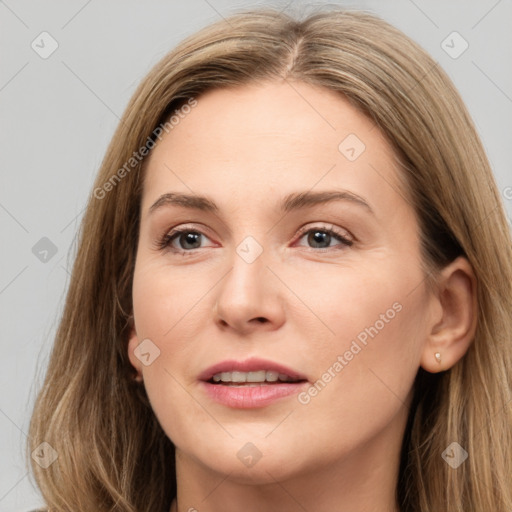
xmin=201 ymin=381 xmax=308 ymax=409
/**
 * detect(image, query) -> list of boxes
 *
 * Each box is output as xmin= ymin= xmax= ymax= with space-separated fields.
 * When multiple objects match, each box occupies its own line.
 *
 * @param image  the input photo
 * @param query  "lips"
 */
xmin=199 ymin=357 xmax=309 ymax=409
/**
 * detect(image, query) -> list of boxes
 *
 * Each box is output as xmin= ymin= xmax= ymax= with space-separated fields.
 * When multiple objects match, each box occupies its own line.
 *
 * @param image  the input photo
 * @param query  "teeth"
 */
xmin=266 ymin=371 xmax=279 ymax=382
xmin=232 ymin=371 xmax=247 ymax=383
xmin=247 ymin=370 xmax=266 ymax=382
xmin=211 ymin=370 xmax=299 ymax=383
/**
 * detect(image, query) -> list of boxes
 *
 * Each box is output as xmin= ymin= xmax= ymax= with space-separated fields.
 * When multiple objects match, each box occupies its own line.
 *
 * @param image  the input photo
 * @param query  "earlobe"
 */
xmin=420 ymin=257 xmax=478 ymax=373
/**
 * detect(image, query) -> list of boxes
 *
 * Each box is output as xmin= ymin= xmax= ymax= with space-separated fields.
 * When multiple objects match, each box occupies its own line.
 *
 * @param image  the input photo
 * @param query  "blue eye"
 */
xmin=156 ymin=224 xmax=353 ymax=255
xmin=159 ymin=229 xmax=214 ymax=253
xmin=295 ymin=226 xmax=353 ymax=250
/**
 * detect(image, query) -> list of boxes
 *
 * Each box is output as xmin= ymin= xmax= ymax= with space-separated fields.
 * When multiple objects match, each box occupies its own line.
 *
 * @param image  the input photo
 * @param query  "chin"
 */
xmin=180 ymin=434 xmax=313 ymax=484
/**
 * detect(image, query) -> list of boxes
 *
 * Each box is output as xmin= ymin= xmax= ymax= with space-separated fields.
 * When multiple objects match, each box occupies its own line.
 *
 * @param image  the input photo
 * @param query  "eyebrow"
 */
xmin=148 ymin=190 xmax=374 ymax=216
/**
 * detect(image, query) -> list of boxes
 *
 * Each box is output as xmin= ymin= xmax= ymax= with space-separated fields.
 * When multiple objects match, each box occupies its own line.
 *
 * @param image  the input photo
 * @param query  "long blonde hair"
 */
xmin=28 ymin=7 xmax=512 ymax=511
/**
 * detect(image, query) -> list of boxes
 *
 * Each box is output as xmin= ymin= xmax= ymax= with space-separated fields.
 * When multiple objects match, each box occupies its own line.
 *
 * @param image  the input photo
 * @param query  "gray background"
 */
xmin=1 ymin=0 xmax=511 ymax=510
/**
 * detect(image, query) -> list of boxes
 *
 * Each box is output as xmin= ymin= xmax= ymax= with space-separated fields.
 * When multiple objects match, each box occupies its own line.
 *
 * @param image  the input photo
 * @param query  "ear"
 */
xmin=420 ymin=256 xmax=478 ymax=373
xmin=127 ymin=316 xmax=144 ymax=382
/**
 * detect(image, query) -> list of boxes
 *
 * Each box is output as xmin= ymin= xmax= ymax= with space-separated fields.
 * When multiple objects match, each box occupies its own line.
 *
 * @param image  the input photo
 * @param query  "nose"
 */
xmin=213 ymin=244 xmax=286 ymax=334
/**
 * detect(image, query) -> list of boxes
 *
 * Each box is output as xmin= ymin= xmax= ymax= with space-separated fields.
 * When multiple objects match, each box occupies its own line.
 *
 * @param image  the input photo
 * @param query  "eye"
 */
xmin=294 ymin=225 xmax=353 ymax=250
xmin=156 ymin=226 xmax=215 ymax=254
xmin=155 ymin=223 xmax=353 ymax=255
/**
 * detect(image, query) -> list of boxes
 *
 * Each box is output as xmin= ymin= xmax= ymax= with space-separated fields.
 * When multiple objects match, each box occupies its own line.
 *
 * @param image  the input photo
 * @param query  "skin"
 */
xmin=127 ymin=80 xmax=477 ymax=512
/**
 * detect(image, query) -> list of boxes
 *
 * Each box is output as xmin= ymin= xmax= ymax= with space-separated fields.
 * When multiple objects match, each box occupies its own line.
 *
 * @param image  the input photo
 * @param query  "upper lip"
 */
xmin=199 ymin=357 xmax=308 ymax=382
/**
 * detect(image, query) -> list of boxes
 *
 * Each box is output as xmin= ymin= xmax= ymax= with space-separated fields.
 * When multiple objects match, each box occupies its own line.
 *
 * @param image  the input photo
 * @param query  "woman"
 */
xmin=27 ymin=7 xmax=512 ymax=512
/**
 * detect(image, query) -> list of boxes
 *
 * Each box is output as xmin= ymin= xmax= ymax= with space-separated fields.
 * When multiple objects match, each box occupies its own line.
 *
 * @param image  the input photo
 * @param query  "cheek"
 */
xmin=296 ymin=266 xmax=427 ymax=436
xmin=132 ymin=258 xmax=213 ymax=339
xmin=130 ymin=259 xmax=219 ymax=438
xmin=300 ymin=254 xmax=426 ymax=360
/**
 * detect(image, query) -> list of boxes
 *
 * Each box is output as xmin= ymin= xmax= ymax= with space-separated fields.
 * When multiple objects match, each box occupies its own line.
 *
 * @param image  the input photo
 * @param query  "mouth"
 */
xmin=208 ymin=370 xmax=306 ymax=386
xmin=199 ymin=358 xmax=309 ymax=408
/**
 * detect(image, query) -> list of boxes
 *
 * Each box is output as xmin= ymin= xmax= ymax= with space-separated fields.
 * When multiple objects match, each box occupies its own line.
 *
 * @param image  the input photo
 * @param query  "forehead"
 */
xmin=141 ymin=80 xmax=407 ymax=219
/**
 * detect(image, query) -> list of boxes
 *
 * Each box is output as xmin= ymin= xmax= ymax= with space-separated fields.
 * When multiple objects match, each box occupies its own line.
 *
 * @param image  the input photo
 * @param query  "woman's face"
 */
xmin=128 ymin=80 xmax=437 ymax=482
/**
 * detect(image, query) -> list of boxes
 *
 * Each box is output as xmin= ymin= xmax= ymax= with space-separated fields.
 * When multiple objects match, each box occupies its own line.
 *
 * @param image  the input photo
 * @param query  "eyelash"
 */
xmin=155 ymin=224 xmax=353 ymax=255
